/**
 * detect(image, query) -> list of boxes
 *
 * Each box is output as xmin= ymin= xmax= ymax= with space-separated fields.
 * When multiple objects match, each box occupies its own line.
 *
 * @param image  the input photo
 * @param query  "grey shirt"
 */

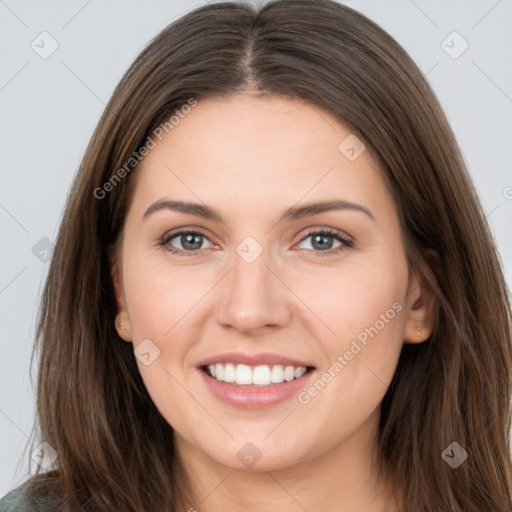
xmin=0 ymin=484 xmax=58 ymax=511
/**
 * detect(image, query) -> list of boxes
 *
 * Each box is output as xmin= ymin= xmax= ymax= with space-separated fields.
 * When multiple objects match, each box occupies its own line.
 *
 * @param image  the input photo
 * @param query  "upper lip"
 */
xmin=198 ymin=352 xmax=315 ymax=368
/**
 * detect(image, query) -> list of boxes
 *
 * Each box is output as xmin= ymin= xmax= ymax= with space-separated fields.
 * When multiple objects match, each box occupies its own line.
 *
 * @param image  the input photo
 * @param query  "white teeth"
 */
xmin=205 ymin=363 xmax=309 ymax=386
xmin=223 ymin=363 xmax=236 ymax=383
xmin=295 ymin=367 xmax=307 ymax=378
xmin=252 ymin=365 xmax=271 ymax=385
xmin=271 ymin=365 xmax=284 ymax=383
xmin=284 ymin=366 xmax=295 ymax=381
xmin=235 ymin=364 xmax=253 ymax=385
xmin=215 ymin=363 xmax=223 ymax=381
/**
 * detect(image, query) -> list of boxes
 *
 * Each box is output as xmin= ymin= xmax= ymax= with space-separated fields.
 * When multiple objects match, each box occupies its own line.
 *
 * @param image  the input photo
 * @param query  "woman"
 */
xmin=1 ymin=0 xmax=511 ymax=510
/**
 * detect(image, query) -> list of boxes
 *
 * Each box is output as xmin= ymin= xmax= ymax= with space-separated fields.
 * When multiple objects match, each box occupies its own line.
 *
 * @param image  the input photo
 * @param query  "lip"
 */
xmin=197 ymin=351 xmax=314 ymax=368
xmin=198 ymin=365 xmax=316 ymax=409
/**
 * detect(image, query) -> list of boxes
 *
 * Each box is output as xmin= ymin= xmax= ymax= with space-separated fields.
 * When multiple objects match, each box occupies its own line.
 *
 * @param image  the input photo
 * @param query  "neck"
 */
xmin=174 ymin=409 xmax=402 ymax=512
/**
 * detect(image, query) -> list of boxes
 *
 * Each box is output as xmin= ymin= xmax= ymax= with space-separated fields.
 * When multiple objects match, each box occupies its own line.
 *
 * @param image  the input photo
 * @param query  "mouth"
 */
xmin=196 ymin=352 xmax=317 ymax=408
xmin=200 ymin=363 xmax=315 ymax=387
xmin=198 ymin=358 xmax=317 ymax=409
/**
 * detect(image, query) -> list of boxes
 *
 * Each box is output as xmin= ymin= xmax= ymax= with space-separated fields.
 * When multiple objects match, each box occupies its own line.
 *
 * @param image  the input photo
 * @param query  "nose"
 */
xmin=216 ymin=248 xmax=293 ymax=334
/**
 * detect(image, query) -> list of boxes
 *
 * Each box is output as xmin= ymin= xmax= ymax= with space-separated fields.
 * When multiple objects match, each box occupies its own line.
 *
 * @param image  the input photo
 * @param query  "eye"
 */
xmin=159 ymin=229 xmax=214 ymax=256
xmin=158 ymin=227 xmax=354 ymax=257
xmin=296 ymin=228 xmax=354 ymax=255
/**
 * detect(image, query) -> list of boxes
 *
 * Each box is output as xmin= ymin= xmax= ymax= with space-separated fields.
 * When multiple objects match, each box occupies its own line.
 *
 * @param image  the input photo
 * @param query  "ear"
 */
xmin=108 ymin=245 xmax=132 ymax=342
xmin=403 ymin=250 xmax=438 ymax=344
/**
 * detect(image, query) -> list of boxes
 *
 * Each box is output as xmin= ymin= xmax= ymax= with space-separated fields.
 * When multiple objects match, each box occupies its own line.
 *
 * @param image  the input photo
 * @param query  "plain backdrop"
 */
xmin=1 ymin=0 xmax=511 ymax=497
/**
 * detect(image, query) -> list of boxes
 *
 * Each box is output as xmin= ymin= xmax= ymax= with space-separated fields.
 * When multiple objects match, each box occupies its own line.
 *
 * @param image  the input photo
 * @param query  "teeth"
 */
xmin=206 ymin=363 xmax=309 ymax=386
xmin=235 ymin=364 xmax=253 ymax=385
xmin=223 ymin=363 xmax=235 ymax=383
xmin=295 ymin=367 xmax=307 ymax=379
xmin=253 ymin=365 xmax=271 ymax=385
xmin=284 ymin=366 xmax=295 ymax=381
xmin=271 ymin=365 xmax=284 ymax=383
xmin=215 ymin=363 xmax=223 ymax=381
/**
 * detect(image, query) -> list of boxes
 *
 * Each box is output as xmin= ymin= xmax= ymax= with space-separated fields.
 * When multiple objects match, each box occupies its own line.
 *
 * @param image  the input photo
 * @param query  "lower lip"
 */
xmin=198 ymin=368 xmax=315 ymax=409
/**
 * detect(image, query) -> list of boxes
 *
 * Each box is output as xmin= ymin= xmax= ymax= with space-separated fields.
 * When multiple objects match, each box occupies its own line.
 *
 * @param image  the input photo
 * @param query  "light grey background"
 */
xmin=1 ymin=0 xmax=511 ymax=497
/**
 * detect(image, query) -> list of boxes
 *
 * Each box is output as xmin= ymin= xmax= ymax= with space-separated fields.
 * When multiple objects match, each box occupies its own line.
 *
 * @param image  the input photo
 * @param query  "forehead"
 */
xmin=129 ymin=93 xmax=394 ymax=221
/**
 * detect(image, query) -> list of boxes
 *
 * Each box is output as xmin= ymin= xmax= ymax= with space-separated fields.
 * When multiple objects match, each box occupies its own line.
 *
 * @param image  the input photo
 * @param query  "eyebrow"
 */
xmin=143 ymin=198 xmax=375 ymax=223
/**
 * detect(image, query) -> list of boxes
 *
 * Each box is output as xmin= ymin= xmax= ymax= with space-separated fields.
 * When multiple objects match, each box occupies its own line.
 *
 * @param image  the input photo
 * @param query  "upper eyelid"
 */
xmin=162 ymin=227 xmax=214 ymax=243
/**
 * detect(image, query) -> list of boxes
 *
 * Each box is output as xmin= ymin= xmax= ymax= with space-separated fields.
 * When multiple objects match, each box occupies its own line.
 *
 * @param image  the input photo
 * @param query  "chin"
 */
xmin=199 ymin=438 xmax=310 ymax=472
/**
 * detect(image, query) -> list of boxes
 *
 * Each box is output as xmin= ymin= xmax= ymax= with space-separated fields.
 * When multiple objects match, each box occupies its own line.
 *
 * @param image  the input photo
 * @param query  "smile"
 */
xmin=202 ymin=363 xmax=311 ymax=386
xmin=198 ymin=361 xmax=316 ymax=409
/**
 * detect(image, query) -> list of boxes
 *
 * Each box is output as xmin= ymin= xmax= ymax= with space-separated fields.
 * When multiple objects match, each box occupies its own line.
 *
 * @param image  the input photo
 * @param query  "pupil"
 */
xmin=313 ymin=234 xmax=332 ymax=250
xmin=183 ymin=233 xmax=202 ymax=250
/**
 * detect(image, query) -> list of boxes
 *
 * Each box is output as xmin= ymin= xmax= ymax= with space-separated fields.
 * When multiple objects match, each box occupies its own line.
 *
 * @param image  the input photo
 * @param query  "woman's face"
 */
xmin=112 ymin=93 xmax=431 ymax=472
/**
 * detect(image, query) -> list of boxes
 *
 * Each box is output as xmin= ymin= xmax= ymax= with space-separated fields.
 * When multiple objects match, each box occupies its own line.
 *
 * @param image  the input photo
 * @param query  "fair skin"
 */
xmin=111 ymin=93 xmax=435 ymax=512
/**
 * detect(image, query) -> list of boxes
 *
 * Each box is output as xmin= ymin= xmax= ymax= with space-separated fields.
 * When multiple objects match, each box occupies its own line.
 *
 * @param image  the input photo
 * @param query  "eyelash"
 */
xmin=158 ymin=228 xmax=355 ymax=257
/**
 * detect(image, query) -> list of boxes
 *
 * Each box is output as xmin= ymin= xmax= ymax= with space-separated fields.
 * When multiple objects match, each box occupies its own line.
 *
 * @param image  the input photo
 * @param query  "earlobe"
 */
xmin=405 ymin=324 xmax=428 ymax=344
xmin=115 ymin=316 xmax=132 ymax=342
xmin=108 ymin=245 xmax=132 ymax=342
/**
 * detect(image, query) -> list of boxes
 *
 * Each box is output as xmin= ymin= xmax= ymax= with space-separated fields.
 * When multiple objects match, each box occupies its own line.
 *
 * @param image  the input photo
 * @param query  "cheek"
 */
xmin=293 ymin=255 xmax=407 ymax=351
xmin=121 ymin=257 xmax=217 ymax=409
xmin=123 ymin=256 xmax=208 ymax=341
xmin=120 ymin=261 xmax=207 ymax=426
xmin=300 ymin=256 xmax=407 ymax=416
xmin=292 ymin=253 xmax=407 ymax=413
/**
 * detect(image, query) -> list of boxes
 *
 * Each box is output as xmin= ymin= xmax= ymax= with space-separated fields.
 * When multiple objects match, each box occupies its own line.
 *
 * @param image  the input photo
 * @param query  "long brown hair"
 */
xmin=13 ymin=0 xmax=512 ymax=510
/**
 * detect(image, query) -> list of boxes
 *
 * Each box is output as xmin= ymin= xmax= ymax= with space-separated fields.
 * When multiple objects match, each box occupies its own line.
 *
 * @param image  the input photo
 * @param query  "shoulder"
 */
xmin=0 ymin=481 xmax=59 ymax=512
xmin=0 ymin=484 xmax=31 ymax=511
